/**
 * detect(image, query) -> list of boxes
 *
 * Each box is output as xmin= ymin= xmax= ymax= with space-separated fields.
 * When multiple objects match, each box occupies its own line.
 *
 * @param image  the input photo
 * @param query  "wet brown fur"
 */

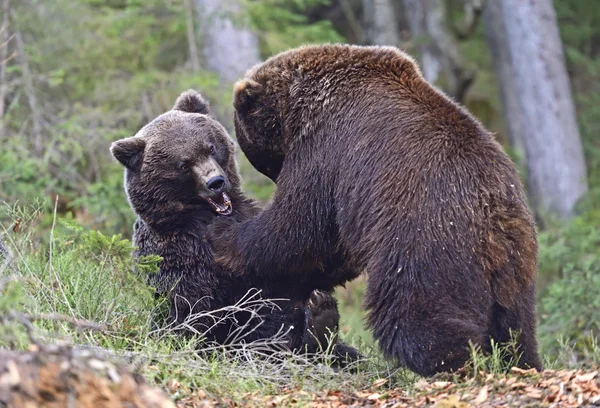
xmin=111 ymin=90 xmax=358 ymax=360
xmin=208 ymin=45 xmax=541 ymax=375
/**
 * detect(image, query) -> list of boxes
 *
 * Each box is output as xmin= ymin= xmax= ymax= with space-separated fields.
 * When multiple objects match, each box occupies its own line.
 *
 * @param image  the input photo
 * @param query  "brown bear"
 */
xmin=208 ymin=44 xmax=542 ymax=376
xmin=110 ymin=90 xmax=358 ymax=361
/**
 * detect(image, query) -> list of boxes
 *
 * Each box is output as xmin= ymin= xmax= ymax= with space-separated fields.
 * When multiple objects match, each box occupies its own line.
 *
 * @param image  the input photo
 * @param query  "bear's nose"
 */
xmin=206 ymin=176 xmax=225 ymax=193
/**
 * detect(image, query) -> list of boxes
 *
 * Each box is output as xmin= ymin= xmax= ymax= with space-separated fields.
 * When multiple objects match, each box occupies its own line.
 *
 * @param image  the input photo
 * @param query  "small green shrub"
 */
xmin=1 ymin=207 xmax=158 ymax=348
xmin=537 ymin=201 xmax=600 ymax=367
xmin=538 ymin=260 xmax=600 ymax=366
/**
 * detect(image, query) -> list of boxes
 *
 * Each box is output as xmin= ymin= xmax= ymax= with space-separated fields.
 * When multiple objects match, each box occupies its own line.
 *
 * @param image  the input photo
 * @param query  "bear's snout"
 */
xmin=206 ymin=176 xmax=225 ymax=193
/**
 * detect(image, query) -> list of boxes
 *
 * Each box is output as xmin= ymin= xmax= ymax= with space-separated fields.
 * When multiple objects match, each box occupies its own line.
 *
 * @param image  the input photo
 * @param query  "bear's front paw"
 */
xmin=303 ymin=290 xmax=340 ymax=351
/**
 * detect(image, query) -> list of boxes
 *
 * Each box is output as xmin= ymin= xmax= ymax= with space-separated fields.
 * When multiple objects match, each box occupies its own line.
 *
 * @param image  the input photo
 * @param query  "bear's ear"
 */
xmin=110 ymin=137 xmax=146 ymax=170
xmin=173 ymin=89 xmax=210 ymax=114
xmin=233 ymin=79 xmax=263 ymax=114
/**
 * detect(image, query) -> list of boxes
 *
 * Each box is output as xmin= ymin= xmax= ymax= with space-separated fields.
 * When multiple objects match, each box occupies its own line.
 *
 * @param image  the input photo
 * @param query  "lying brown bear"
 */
xmin=111 ymin=90 xmax=358 ymax=361
xmin=208 ymin=44 xmax=542 ymax=376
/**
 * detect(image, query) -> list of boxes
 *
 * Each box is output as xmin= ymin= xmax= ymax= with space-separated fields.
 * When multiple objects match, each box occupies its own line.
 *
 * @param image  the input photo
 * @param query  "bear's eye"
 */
xmin=178 ymin=162 xmax=189 ymax=171
xmin=209 ymin=146 xmax=216 ymax=156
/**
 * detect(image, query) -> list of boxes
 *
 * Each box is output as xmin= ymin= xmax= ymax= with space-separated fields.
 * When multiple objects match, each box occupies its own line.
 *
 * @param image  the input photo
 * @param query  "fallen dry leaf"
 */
xmin=545 ymin=383 xmax=564 ymax=403
xmin=576 ymin=371 xmax=598 ymax=382
xmin=510 ymin=367 xmax=538 ymax=376
xmin=523 ymin=386 xmax=543 ymax=399
xmin=432 ymin=381 xmax=452 ymax=389
xmin=432 ymin=395 xmax=468 ymax=408
xmin=169 ymin=365 xmax=600 ymax=407
xmin=166 ymin=379 xmax=181 ymax=390
xmin=474 ymin=385 xmax=488 ymax=404
xmin=372 ymin=378 xmax=388 ymax=388
xmin=511 ymin=381 xmax=528 ymax=390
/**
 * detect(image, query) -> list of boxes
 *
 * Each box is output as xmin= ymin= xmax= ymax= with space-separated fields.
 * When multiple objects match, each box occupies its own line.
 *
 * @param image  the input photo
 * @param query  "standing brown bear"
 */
xmin=209 ymin=44 xmax=542 ymax=376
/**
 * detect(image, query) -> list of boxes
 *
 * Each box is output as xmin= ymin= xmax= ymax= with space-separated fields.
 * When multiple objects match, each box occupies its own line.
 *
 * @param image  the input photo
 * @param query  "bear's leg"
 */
xmin=396 ymin=314 xmax=490 ymax=376
xmin=332 ymin=341 xmax=362 ymax=367
xmin=366 ymin=274 xmax=492 ymax=377
xmin=490 ymin=283 xmax=542 ymax=371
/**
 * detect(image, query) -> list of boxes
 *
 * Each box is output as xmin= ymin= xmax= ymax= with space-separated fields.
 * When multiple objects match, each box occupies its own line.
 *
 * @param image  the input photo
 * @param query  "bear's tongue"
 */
xmin=206 ymin=192 xmax=233 ymax=216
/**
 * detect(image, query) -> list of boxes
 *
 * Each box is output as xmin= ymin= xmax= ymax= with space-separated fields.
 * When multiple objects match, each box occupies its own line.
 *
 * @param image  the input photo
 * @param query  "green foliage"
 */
xmin=538 ymin=240 xmax=600 ymax=367
xmin=2 ymin=0 xmax=221 ymax=235
xmin=5 ymin=213 xmax=156 ymax=341
xmin=556 ymin=0 xmax=600 ymax=192
xmin=0 ymin=142 xmax=52 ymax=208
xmin=539 ymin=260 xmax=600 ymax=366
xmin=0 ymin=281 xmax=26 ymax=315
xmin=244 ymin=0 xmax=343 ymax=56
xmin=466 ymin=332 xmax=523 ymax=378
xmin=537 ymin=205 xmax=600 ymax=366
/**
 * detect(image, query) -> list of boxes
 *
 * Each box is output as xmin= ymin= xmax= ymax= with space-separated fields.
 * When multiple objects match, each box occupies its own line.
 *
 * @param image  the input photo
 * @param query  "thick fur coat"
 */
xmin=111 ymin=91 xmax=355 ymax=358
xmin=208 ymin=45 xmax=541 ymax=375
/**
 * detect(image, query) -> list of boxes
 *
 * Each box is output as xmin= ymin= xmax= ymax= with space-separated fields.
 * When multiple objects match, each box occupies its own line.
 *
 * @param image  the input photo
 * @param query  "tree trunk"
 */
xmin=193 ymin=0 xmax=261 ymax=83
xmin=361 ymin=0 xmax=401 ymax=46
xmin=402 ymin=0 xmax=475 ymax=102
xmin=0 ymin=0 xmax=10 ymax=138
xmin=483 ymin=0 xmax=525 ymax=155
xmin=15 ymin=30 xmax=43 ymax=157
xmin=485 ymin=0 xmax=588 ymax=219
xmin=402 ymin=0 xmax=441 ymax=82
xmin=184 ymin=0 xmax=200 ymax=73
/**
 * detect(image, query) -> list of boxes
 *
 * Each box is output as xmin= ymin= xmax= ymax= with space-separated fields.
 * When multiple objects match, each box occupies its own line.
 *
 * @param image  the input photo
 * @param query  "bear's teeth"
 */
xmin=215 ymin=193 xmax=232 ymax=215
xmin=207 ymin=193 xmax=232 ymax=215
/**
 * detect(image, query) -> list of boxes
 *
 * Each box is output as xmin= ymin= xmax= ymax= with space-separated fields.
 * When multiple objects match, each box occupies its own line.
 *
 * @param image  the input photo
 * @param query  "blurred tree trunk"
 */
xmin=485 ymin=0 xmax=588 ymax=220
xmin=15 ymin=30 xmax=43 ymax=156
xmin=483 ymin=0 xmax=524 ymax=155
xmin=0 ymin=0 xmax=11 ymax=138
xmin=338 ymin=0 xmax=363 ymax=43
xmin=361 ymin=0 xmax=401 ymax=45
xmin=193 ymin=0 xmax=260 ymax=83
xmin=402 ymin=0 xmax=441 ymax=82
xmin=402 ymin=0 xmax=476 ymax=102
xmin=184 ymin=0 xmax=200 ymax=73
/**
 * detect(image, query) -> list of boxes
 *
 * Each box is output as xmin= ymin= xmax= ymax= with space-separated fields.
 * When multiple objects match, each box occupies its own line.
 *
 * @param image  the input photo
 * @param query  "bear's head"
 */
xmin=233 ymin=44 xmax=421 ymax=182
xmin=111 ymin=90 xmax=240 ymax=227
xmin=232 ymin=75 xmax=287 ymax=182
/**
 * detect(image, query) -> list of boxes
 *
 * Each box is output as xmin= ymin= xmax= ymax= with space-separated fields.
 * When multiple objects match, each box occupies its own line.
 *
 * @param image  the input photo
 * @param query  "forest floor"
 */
xmin=172 ymin=367 xmax=600 ymax=407
xmin=1 ymin=345 xmax=598 ymax=407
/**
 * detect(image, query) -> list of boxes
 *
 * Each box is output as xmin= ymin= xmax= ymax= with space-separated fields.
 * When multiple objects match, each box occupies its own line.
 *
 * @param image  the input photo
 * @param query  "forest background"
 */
xmin=0 ymin=0 xmax=598 ymax=405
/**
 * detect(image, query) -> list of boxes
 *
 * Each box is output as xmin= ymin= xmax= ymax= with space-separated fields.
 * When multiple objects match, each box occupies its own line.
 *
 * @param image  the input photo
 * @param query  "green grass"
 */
xmin=1 ymin=201 xmax=599 ymax=405
xmin=0 ymin=204 xmax=417 ymax=402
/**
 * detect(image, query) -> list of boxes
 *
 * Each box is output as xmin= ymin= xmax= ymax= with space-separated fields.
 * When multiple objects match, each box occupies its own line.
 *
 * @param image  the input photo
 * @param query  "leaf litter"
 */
xmin=172 ymin=367 xmax=600 ymax=407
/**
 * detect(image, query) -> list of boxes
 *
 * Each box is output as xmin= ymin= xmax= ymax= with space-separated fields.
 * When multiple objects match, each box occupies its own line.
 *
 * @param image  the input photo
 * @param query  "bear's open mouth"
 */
xmin=206 ymin=192 xmax=232 ymax=216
